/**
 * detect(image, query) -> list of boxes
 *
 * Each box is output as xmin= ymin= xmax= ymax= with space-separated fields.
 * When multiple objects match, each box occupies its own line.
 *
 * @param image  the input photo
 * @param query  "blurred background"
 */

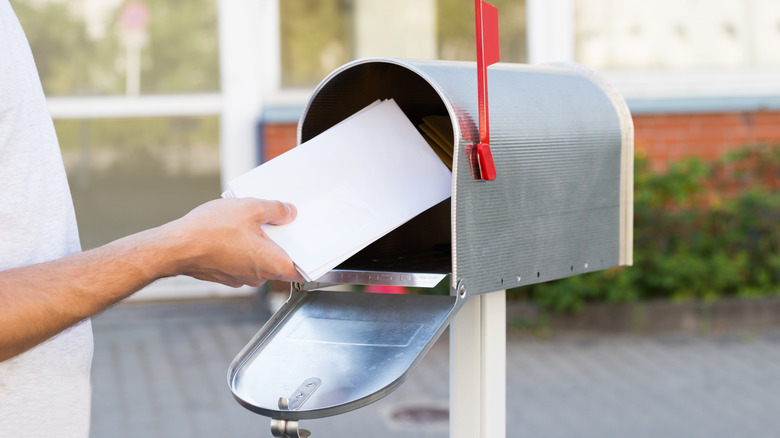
xmin=14 ymin=0 xmax=780 ymax=301
xmin=11 ymin=0 xmax=780 ymax=436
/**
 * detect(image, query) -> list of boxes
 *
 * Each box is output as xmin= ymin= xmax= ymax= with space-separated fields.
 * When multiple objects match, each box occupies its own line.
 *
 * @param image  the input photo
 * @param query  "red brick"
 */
xmin=633 ymin=110 xmax=780 ymax=171
xmin=262 ymin=123 xmax=298 ymax=161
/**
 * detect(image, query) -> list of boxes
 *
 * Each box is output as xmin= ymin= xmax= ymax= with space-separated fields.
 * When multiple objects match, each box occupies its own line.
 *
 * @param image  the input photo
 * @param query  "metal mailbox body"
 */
xmin=300 ymin=57 xmax=633 ymax=296
xmin=228 ymin=58 xmax=633 ymax=422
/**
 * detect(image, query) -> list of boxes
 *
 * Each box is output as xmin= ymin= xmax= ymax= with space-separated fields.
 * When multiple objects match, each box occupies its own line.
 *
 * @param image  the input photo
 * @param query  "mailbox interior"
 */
xmin=298 ymin=61 xmax=455 ymax=288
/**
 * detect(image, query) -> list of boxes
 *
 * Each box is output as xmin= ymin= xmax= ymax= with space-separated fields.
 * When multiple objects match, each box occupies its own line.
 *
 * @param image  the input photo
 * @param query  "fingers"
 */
xmin=249 ymin=199 xmax=297 ymax=226
xmin=175 ymin=197 xmax=304 ymax=286
xmin=273 ymin=262 xmax=305 ymax=283
xmin=242 ymin=198 xmax=304 ymax=282
xmin=256 ymin=231 xmax=305 ymax=282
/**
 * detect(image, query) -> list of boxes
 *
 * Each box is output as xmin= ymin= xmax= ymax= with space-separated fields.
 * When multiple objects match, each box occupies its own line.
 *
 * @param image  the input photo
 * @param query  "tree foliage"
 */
xmin=140 ymin=0 xmax=220 ymax=93
xmin=13 ymin=0 xmax=219 ymax=96
xmin=280 ymin=0 xmax=352 ymax=88
xmin=437 ymin=0 xmax=526 ymax=62
xmin=280 ymin=0 xmax=527 ymax=87
xmin=12 ymin=1 xmax=120 ymax=95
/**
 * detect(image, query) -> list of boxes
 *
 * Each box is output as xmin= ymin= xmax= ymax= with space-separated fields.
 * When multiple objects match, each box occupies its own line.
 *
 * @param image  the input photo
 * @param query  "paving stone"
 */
xmin=91 ymin=297 xmax=780 ymax=437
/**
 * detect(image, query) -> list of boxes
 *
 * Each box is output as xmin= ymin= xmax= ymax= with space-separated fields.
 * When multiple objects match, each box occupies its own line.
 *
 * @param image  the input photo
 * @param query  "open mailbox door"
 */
xmin=228 ymin=288 xmax=460 ymax=420
xmin=228 ymin=57 xmax=633 ymax=435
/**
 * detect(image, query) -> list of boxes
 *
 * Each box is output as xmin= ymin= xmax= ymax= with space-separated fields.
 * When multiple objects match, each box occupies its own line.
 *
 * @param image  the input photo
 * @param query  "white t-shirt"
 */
xmin=0 ymin=1 xmax=93 ymax=436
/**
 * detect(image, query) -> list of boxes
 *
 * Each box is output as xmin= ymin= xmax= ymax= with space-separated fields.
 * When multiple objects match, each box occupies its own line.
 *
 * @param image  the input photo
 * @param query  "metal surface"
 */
xmin=281 ymin=377 xmax=322 ymax=411
xmin=270 ymin=419 xmax=310 ymax=438
xmin=228 ymin=288 xmax=463 ymax=420
xmin=271 ymin=381 xmax=319 ymax=437
xmin=298 ymin=58 xmax=634 ymax=296
xmin=307 ymin=270 xmax=447 ymax=289
xmin=227 ymin=57 xmax=633 ymax=432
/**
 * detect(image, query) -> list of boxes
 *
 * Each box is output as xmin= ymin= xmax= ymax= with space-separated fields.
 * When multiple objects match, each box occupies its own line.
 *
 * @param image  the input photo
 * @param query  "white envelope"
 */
xmin=224 ymin=99 xmax=453 ymax=281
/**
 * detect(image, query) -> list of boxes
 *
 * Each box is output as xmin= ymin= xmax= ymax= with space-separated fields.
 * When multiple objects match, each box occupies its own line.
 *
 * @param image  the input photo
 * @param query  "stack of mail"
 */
xmin=223 ymin=99 xmax=453 ymax=282
xmin=417 ymin=115 xmax=454 ymax=170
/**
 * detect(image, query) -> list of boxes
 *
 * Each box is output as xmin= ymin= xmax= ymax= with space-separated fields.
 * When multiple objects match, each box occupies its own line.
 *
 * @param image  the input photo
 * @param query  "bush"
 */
xmin=513 ymin=143 xmax=780 ymax=313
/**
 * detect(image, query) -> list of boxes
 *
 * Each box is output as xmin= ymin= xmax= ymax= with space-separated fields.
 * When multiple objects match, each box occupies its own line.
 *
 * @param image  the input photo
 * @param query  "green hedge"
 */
xmin=512 ymin=144 xmax=780 ymax=313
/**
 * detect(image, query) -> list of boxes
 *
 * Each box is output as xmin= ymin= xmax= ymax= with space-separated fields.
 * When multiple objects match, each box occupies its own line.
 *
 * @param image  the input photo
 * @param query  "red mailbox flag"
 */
xmin=474 ymin=0 xmax=500 ymax=180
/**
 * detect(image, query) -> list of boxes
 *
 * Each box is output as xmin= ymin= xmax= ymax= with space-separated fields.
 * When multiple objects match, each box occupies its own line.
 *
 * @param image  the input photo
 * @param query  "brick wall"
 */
xmin=261 ymin=110 xmax=780 ymax=171
xmin=634 ymin=110 xmax=780 ymax=172
xmin=262 ymin=123 xmax=299 ymax=161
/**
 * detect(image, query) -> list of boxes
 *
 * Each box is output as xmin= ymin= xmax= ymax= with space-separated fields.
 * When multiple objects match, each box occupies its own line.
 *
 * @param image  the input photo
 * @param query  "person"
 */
xmin=0 ymin=2 xmax=302 ymax=436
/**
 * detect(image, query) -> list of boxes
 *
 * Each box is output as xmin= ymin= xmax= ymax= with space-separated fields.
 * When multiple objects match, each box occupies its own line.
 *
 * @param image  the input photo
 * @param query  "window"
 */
xmin=57 ymin=116 xmax=221 ymax=248
xmin=14 ymin=0 xmax=219 ymax=96
xmin=280 ymin=0 xmax=527 ymax=88
xmin=574 ymin=0 xmax=780 ymax=71
xmin=15 ymin=0 xmax=221 ymax=249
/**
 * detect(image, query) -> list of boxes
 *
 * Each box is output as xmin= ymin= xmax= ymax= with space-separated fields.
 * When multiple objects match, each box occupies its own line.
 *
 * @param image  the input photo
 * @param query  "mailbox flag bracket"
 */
xmin=474 ymin=0 xmax=499 ymax=181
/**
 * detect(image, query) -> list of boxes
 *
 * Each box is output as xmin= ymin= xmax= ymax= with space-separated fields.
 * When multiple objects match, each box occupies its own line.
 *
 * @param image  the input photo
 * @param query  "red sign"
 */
xmin=119 ymin=1 xmax=150 ymax=34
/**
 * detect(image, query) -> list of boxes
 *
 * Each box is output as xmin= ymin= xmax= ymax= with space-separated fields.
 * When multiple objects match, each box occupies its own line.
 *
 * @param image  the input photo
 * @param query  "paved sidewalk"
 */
xmin=91 ymin=294 xmax=780 ymax=438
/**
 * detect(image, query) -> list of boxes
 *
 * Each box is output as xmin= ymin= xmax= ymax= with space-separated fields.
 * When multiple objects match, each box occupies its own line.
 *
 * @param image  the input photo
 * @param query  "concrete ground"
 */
xmin=90 ymin=293 xmax=780 ymax=438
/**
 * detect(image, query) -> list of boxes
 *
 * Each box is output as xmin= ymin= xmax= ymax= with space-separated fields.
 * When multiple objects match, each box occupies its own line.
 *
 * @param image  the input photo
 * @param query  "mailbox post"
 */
xmin=227 ymin=58 xmax=633 ymax=437
xmin=451 ymin=291 xmax=506 ymax=438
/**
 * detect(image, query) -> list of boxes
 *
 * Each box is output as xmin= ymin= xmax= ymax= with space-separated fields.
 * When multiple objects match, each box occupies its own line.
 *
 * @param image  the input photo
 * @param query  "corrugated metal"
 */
xmin=298 ymin=58 xmax=633 ymax=296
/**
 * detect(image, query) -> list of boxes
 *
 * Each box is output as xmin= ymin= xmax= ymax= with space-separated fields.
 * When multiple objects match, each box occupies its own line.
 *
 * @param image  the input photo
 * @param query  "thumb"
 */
xmin=259 ymin=200 xmax=298 ymax=226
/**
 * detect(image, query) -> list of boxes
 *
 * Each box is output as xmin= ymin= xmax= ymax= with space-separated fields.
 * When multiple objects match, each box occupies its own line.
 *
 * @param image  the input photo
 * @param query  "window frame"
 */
xmin=526 ymin=0 xmax=780 ymax=108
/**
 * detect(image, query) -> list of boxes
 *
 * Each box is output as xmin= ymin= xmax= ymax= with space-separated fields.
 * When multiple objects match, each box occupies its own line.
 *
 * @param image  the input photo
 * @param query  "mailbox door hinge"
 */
xmin=269 ymin=377 xmax=321 ymax=437
xmin=270 ymin=419 xmax=310 ymax=438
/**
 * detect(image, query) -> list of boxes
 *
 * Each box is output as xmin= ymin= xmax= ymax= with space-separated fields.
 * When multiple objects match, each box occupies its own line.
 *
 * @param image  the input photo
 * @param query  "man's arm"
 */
xmin=0 ymin=198 xmax=303 ymax=361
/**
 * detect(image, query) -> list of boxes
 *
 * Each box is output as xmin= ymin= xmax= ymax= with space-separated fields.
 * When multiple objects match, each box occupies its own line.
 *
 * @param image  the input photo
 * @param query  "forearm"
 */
xmin=0 ymin=198 xmax=301 ymax=362
xmin=0 ymin=224 xmax=185 ymax=361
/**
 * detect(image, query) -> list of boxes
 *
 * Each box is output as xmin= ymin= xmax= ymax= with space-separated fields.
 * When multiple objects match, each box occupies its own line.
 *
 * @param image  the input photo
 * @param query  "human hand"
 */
xmin=0 ymin=197 xmax=302 ymax=361
xmin=166 ymin=198 xmax=304 ymax=287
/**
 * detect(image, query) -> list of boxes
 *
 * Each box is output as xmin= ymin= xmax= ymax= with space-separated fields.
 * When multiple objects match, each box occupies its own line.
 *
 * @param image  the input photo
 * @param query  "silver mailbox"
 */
xmin=228 ymin=58 xmax=633 ymax=428
xmin=302 ymin=58 xmax=633 ymax=295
